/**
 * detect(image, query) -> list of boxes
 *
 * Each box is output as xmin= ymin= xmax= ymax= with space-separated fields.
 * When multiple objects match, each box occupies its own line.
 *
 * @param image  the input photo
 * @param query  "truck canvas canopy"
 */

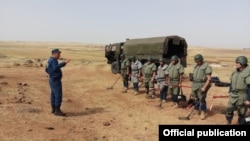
xmin=123 ymin=35 xmax=187 ymax=60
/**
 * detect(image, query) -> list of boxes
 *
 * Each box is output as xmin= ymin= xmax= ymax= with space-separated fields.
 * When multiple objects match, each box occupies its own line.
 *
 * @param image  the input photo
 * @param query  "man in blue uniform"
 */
xmin=46 ymin=49 xmax=70 ymax=116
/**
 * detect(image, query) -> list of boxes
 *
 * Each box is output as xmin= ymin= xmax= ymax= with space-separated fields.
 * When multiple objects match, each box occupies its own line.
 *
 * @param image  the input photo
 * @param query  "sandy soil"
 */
xmin=0 ymin=42 xmax=249 ymax=141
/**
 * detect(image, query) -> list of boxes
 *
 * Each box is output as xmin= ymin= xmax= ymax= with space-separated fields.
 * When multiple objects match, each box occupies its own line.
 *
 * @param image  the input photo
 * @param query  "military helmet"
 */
xmin=171 ymin=55 xmax=179 ymax=61
xmin=147 ymin=57 xmax=153 ymax=61
xmin=159 ymin=58 xmax=166 ymax=63
xmin=235 ymin=56 xmax=248 ymax=65
xmin=194 ymin=54 xmax=203 ymax=62
xmin=131 ymin=56 xmax=136 ymax=61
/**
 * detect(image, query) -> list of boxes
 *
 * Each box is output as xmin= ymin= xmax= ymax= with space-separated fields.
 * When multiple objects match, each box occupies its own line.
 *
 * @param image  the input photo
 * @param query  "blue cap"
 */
xmin=52 ymin=49 xmax=61 ymax=54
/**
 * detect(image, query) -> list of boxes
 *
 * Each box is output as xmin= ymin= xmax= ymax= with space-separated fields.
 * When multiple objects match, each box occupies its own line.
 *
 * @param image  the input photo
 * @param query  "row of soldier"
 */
xmin=119 ymin=53 xmax=250 ymax=124
xmin=46 ymin=48 xmax=250 ymax=124
xmin=119 ymin=54 xmax=206 ymax=117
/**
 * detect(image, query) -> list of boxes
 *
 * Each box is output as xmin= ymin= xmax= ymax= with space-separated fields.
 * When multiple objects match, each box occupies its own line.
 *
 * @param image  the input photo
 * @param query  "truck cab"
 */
xmin=105 ymin=42 xmax=124 ymax=74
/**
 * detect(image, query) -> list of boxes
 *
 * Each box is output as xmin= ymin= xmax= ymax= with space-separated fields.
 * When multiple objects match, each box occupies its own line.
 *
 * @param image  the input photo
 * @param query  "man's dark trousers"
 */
xmin=49 ymin=79 xmax=62 ymax=109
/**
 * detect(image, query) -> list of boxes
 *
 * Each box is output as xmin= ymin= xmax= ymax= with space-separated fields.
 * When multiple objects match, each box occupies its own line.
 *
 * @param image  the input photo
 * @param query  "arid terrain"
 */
xmin=0 ymin=41 xmax=249 ymax=141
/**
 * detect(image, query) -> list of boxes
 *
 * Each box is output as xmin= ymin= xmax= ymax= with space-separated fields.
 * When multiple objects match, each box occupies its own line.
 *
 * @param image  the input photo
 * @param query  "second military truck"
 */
xmin=105 ymin=35 xmax=188 ymax=74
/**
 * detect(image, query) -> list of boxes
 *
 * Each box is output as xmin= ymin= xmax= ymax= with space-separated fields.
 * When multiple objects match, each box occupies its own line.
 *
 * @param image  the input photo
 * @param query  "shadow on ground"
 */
xmin=66 ymin=107 xmax=105 ymax=116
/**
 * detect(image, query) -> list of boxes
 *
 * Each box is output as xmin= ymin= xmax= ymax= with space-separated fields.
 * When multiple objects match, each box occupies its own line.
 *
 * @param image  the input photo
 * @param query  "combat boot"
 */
xmin=54 ymin=106 xmax=66 ymax=116
xmin=173 ymin=102 xmax=179 ymax=108
xmin=200 ymin=111 xmax=206 ymax=120
xmin=193 ymin=110 xmax=200 ymax=115
xmin=151 ymin=94 xmax=155 ymax=99
xmin=134 ymin=91 xmax=139 ymax=95
xmin=145 ymin=93 xmax=152 ymax=99
xmin=226 ymin=120 xmax=232 ymax=125
xmin=51 ymin=105 xmax=55 ymax=113
xmin=121 ymin=88 xmax=128 ymax=93
xmin=150 ymin=90 xmax=155 ymax=99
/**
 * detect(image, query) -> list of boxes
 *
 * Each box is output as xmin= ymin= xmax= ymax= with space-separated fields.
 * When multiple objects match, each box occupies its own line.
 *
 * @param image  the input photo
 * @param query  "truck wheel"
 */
xmin=111 ymin=61 xmax=119 ymax=74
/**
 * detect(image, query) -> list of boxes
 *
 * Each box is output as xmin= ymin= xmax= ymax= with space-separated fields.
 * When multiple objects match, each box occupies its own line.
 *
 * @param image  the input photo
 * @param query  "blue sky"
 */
xmin=0 ymin=0 xmax=249 ymax=48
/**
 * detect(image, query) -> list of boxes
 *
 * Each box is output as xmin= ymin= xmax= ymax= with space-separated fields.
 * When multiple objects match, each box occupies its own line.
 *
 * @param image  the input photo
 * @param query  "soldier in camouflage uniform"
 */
xmin=165 ymin=55 xmax=184 ymax=108
xmin=191 ymin=54 xmax=212 ymax=120
xmin=130 ymin=56 xmax=142 ymax=95
xmin=120 ymin=54 xmax=130 ymax=93
xmin=142 ymin=57 xmax=157 ymax=99
xmin=157 ymin=58 xmax=168 ymax=102
xmin=226 ymin=56 xmax=250 ymax=125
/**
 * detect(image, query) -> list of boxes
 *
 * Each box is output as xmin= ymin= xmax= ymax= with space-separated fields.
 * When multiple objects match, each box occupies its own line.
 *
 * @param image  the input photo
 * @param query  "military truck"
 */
xmin=105 ymin=35 xmax=188 ymax=74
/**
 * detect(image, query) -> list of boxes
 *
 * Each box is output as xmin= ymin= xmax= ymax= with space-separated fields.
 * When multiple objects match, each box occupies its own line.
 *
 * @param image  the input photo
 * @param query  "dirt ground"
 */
xmin=0 ymin=42 xmax=249 ymax=141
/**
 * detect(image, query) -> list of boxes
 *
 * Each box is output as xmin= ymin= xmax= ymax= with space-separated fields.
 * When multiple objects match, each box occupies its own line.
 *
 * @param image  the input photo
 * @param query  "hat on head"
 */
xmin=194 ymin=54 xmax=203 ymax=62
xmin=159 ymin=58 xmax=166 ymax=63
xmin=236 ymin=56 xmax=248 ymax=65
xmin=147 ymin=57 xmax=153 ymax=61
xmin=171 ymin=55 xmax=179 ymax=61
xmin=52 ymin=49 xmax=61 ymax=54
xmin=132 ymin=56 xmax=136 ymax=60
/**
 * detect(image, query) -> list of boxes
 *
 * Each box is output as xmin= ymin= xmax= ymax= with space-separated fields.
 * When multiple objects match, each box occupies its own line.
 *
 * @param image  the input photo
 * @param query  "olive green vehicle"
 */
xmin=105 ymin=35 xmax=188 ymax=74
